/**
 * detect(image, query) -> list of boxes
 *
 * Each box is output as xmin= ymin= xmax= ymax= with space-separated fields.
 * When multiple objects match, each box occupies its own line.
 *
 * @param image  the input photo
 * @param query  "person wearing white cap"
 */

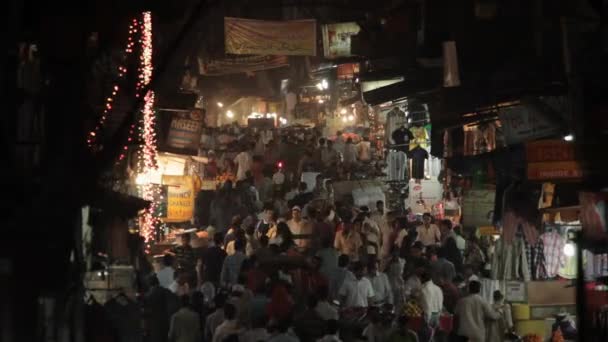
xmin=287 ymin=206 xmax=312 ymax=250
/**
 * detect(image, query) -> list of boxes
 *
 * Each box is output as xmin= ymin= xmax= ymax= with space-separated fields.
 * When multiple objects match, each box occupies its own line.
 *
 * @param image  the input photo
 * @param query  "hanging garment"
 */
xmin=502 ymin=211 xmax=539 ymax=244
xmin=524 ymin=239 xmax=547 ymax=280
xmin=427 ymin=156 xmax=442 ymax=178
xmin=387 ymin=150 xmax=408 ymax=181
xmin=386 ymin=108 xmax=408 ymax=145
xmin=539 ymin=231 xmax=566 ymax=278
xmin=392 ymin=126 xmax=414 ymax=153
xmin=410 ymin=146 xmax=428 ymax=180
xmin=491 ymin=237 xmax=531 ymax=281
xmin=409 ymin=126 xmax=429 ymax=150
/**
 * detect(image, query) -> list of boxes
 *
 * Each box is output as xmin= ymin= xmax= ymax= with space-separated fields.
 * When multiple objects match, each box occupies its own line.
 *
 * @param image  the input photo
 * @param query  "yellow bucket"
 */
xmin=512 ymin=303 xmax=531 ymax=320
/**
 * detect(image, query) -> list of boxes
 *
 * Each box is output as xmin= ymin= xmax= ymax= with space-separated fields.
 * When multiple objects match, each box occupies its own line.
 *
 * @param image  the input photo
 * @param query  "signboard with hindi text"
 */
xmin=499 ymin=105 xmax=561 ymax=145
xmin=224 ymin=17 xmax=317 ymax=56
xmin=162 ymin=175 xmax=201 ymax=223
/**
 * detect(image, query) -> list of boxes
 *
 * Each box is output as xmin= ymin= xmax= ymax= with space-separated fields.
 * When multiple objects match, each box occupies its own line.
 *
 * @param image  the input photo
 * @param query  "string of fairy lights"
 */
xmin=87 ymin=18 xmax=139 ymax=147
xmin=137 ymin=11 xmax=160 ymax=246
xmin=88 ymin=12 xmax=160 ymax=246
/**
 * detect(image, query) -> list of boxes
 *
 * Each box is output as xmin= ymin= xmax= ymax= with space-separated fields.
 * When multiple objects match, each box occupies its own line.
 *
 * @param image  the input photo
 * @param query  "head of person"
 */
xmin=346 ymin=137 xmax=353 ymax=144
xmin=327 ymin=140 xmax=334 ymax=149
xmin=224 ymin=302 xmax=237 ymax=321
xmin=231 ymin=215 xmax=242 ymax=227
xmin=291 ymin=206 xmax=302 ymax=220
xmin=419 ymin=269 xmax=432 ymax=284
xmin=368 ymin=259 xmax=379 ymax=276
xmin=180 ymin=233 xmax=191 ymax=246
xmin=352 ymin=261 xmax=366 ymax=279
xmin=299 ymin=182 xmax=308 ymax=192
xmin=493 ymin=290 xmax=504 ymax=303
xmin=376 ymin=200 xmax=384 ymax=213
xmin=338 ymin=254 xmax=350 ymax=268
xmin=336 ymin=130 xmax=343 ymax=137
xmin=439 ymin=219 xmax=453 ymax=232
xmin=162 ymin=254 xmax=174 ymax=267
xmin=319 ymin=138 xmax=326 ymax=146
xmin=263 ymin=204 xmax=275 ymax=221
xmin=426 ymin=246 xmax=438 ymax=261
xmin=422 ymin=213 xmax=432 ymax=225
xmin=468 ymin=280 xmax=481 ymax=294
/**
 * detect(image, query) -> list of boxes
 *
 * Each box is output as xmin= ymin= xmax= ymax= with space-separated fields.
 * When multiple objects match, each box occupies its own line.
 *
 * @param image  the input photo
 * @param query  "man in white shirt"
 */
xmin=419 ymin=269 xmax=444 ymax=323
xmin=155 ymin=254 xmax=175 ymax=289
xmin=272 ymin=166 xmax=285 ymax=186
xmin=212 ymin=303 xmax=242 ymax=342
xmin=371 ymin=201 xmax=392 ymax=260
xmin=168 ymin=295 xmax=201 ymax=342
xmin=339 ymin=262 xmax=375 ymax=309
xmin=287 ymin=206 xmax=312 ymax=250
xmin=366 ymin=260 xmax=393 ymax=305
xmin=233 ymin=145 xmax=253 ymax=181
xmin=416 ymin=213 xmax=441 ymax=247
xmin=454 ymin=280 xmax=500 ymax=342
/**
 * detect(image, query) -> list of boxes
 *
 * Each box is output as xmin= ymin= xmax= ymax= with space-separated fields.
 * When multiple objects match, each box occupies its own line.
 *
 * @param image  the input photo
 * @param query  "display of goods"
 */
xmin=522 ymin=334 xmax=542 ymax=342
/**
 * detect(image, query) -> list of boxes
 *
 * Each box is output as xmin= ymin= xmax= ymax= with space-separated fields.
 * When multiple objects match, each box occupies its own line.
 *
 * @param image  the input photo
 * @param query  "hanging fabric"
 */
xmin=539 ymin=231 xmax=566 ymax=278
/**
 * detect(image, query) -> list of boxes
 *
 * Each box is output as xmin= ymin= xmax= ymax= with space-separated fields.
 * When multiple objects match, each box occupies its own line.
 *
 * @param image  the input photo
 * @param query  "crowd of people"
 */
xmin=139 ymin=128 xmax=515 ymax=342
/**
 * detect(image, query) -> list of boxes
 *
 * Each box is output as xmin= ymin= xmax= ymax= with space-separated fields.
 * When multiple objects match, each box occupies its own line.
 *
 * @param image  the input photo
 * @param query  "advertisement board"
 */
xmin=162 ymin=175 xmax=201 ymax=223
xmin=462 ymin=190 xmax=496 ymax=227
xmin=499 ymin=105 xmax=561 ymax=145
xmin=225 ymin=17 xmax=316 ymax=56
xmin=407 ymin=179 xmax=443 ymax=214
xmin=321 ymin=22 xmax=361 ymax=58
xmin=199 ymin=55 xmax=289 ymax=76
xmin=166 ymin=110 xmax=204 ymax=152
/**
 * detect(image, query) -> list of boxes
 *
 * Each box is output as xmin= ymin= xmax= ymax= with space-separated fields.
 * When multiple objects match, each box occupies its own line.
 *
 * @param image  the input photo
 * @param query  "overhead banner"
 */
xmin=407 ymin=179 xmax=444 ymax=214
xmin=526 ymin=140 xmax=583 ymax=181
xmin=321 ymin=22 xmax=360 ymax=58
xmin=224 ymin=17 xmax=317 ymax=56
xmin=462 ymin=190 xmax=496 ymax=227
xmin=198 ymin=55 xmax=289 ymax=76
xmin=166 ymin=110 xmax=204 ymax=151
xmin=499 ymin=105 xmax=561 ymax=145
xmin=162 ymin=175 xmax=201 ymax=223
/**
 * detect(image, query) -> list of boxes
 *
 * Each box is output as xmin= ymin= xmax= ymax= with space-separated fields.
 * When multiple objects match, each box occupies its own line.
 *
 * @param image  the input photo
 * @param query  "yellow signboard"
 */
xmin=224 ymin=17 xmax=317 ymax=56
xmin=162 ymin=175 xmax=201 ymax=223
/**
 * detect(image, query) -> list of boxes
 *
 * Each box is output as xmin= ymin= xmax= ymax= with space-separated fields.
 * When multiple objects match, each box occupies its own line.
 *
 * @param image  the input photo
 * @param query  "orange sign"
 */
xmin=527 ymin=161 xmax=583 ymax=180
xmin=526 ymin=139 xmax=576 ymax=163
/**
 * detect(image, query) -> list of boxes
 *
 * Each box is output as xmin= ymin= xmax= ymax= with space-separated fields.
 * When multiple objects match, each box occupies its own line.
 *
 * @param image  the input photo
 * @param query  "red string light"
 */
xmin=87 ymin=19 xmax=139 ymax=148
xmin=137 ymin=11 xmax=160 ymax=247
